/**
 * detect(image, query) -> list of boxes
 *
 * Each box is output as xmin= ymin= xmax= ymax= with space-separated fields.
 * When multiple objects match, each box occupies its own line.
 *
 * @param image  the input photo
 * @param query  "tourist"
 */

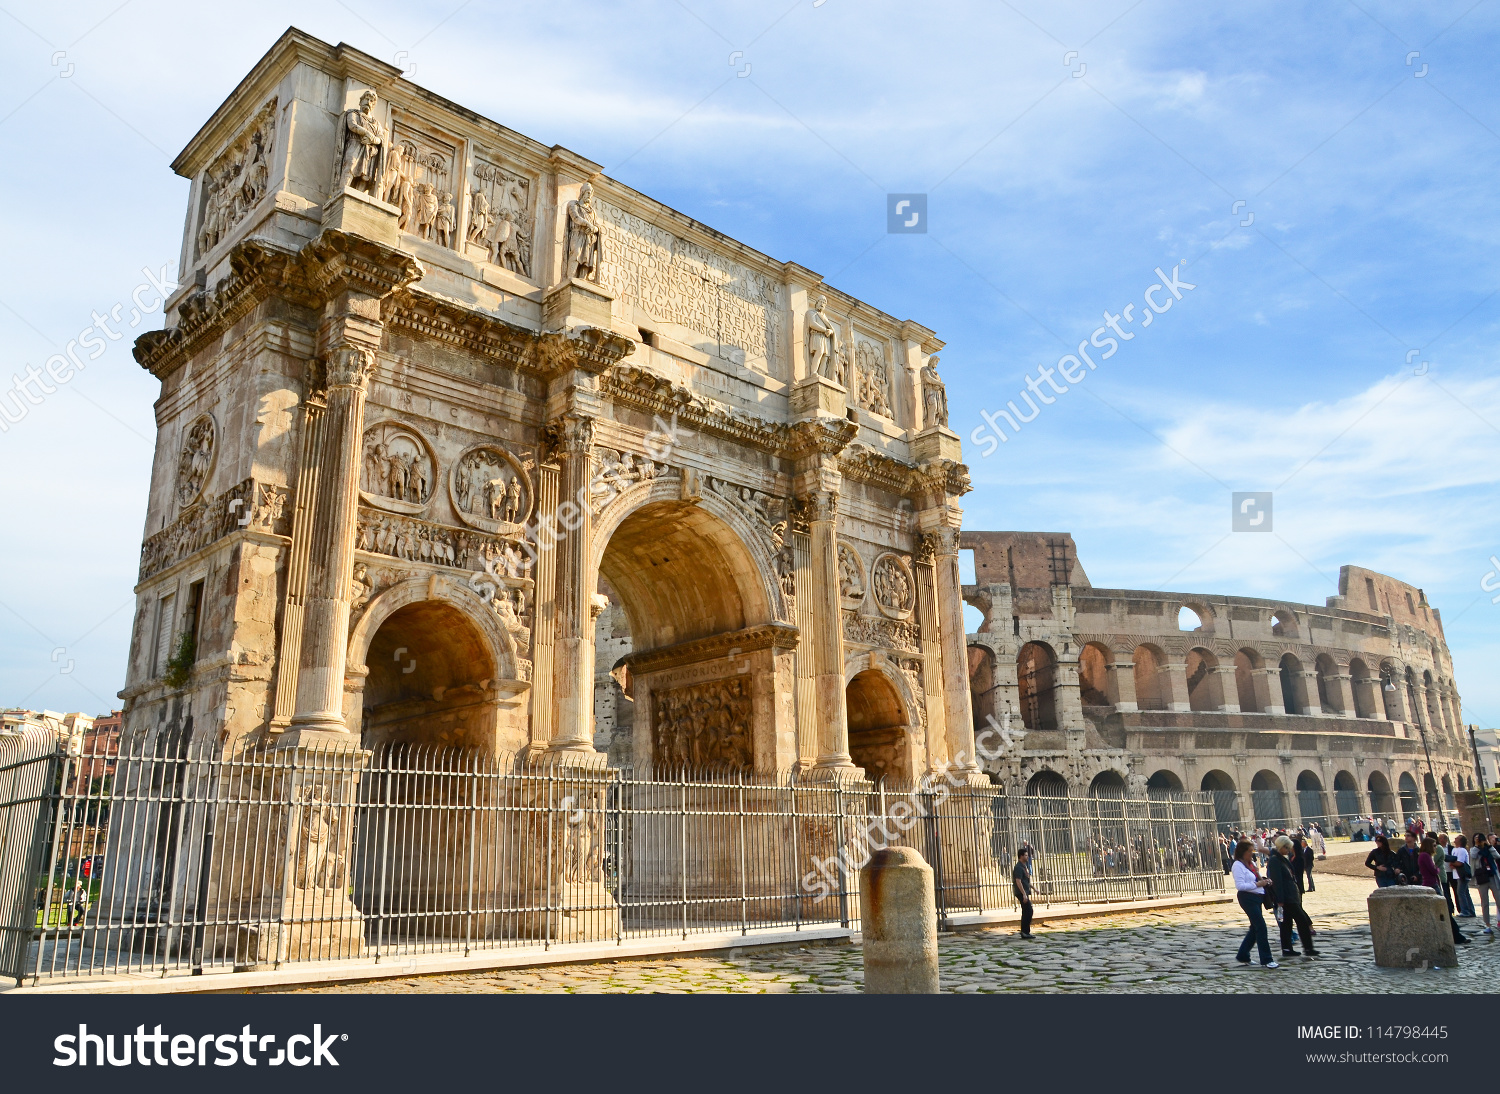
xmin=1394 ymin=831 xmax=1422 ymax=884
xmin=1309 ymin=824 xmax=1326 ymax=858
xmin=1470 ymin=833 xmax=1500 ymax=935
xmin=1289 ymin=835 xmax=1309 ymax=894
xmin=1448 ymin=834 xmax=1476 ymax=918
xmin=1231 ymin=840 xmax=1277 ymax=968
xmin=1300 ymin=836 xmax=1316 ymax=892
xmin=1419 ymin=836 xmax=1469 ymax=946
xmin=1364 ymin=833 xmax=1399 ymax=887
xmin=1268 ymin=835 xmax=1320 ymax=958
xmin=1013 ymin=847 xmax=1036 ymax=940
xmin=1434 ymin=834 xmax=1458 ymax=919
xmin=68 ymin=882 xmax=88 ymax=927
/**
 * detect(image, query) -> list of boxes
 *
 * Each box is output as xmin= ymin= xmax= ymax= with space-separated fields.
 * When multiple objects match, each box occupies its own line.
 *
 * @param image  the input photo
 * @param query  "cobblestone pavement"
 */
xmin=274 ymin=873 xmax=1499 ymax=995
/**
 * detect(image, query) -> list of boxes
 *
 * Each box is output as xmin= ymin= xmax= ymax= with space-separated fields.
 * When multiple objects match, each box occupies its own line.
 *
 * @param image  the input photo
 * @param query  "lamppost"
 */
xmin=1470 ymin=724 xmax=1494 ymax=835
xmin=1385 ymin=669 xmax=1444 ymax=832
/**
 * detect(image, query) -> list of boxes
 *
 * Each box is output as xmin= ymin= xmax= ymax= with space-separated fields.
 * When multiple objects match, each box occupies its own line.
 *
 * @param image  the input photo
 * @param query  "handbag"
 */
xmin=1457 ymin=860 xmax=1473 ymax=881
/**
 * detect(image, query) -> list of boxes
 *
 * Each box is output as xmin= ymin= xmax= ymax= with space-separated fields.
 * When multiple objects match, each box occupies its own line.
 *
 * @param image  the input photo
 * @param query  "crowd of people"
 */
xmin=1363 ymin=826 xmax=1500 ymax=942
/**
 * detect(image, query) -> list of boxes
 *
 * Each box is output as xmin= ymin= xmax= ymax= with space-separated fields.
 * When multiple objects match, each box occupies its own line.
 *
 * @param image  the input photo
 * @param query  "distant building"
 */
xmin=1471 ymin=727 xmax=1499 ymax=789
xmin=0 ymin=709 xmax=93 ymax=739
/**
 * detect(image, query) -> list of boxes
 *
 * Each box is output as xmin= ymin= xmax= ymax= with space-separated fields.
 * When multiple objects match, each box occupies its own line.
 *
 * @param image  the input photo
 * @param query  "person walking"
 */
xmin=1013 ymin=847 xmax=1036 ymax=940
xmin=1470 ymin=833 xmax=1500 ymax=935
xmin=1268 ymin=835 xmax=1320 ymax=958
xmin=1420 ymin=837 xmax=1469 ymax=946
xmin=1434 ymin=834 xmax=1458 ymax=919
xmin=1448 ymin=834 xmax=1476 ymax=918
xmin=1365 ymin=833 xmax=1399 ymax=887
xmin=1309 ymin=824 xmax=1326 ymax=858
xmin=68 ymin=882 xmax=88 ymax=927
xmin=1300 ymin=836 xmax=1316 ymax=892
xmin=1231 ymin=840 xmax=1277 ymax=968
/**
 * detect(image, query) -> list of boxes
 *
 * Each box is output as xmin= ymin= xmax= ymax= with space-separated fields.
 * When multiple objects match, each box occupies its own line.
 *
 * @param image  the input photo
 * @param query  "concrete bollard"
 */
xmin=859 ymin=846 xmax=939 ymax=993
xmin=1367 ymin=887 xmax=1457 ymax=968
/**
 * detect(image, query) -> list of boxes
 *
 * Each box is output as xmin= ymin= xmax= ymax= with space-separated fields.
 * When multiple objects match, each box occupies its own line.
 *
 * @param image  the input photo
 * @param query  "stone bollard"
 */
xmin=860 ymin=846 xmax=939 ymax=993
xmin=1367 ymin=887 xmax=1457 ymax=969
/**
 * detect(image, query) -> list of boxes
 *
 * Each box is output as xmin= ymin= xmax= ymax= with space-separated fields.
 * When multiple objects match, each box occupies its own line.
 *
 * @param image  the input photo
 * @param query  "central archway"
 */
xmin=592 ymin=489 xmax=784 ymax=772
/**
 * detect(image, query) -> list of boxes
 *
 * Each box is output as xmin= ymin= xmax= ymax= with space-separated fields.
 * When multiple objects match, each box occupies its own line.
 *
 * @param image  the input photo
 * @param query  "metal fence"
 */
xmin=0 ymin=729 xmax=1224 ymax=986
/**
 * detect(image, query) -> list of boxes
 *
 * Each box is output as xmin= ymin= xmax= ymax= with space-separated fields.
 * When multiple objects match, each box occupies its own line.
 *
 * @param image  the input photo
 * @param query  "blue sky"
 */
xmin=1 ymin=1 xmax=1497 ymax=724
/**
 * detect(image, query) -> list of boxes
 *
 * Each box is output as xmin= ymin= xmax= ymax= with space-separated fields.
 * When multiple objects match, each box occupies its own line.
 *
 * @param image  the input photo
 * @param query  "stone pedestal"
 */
xmin=544 ymin=277 xmax=615 ymax=330
xmin=909 ymin=425 xmax=961 ymax=463
xmin=322 ymin=187 xmax=401 ymax=247
xmin=860 ymin=846 xmax=939 ymax=993
xmin=790 ymin=375 xmax=847 ymax=420
xmin=1368 ymin=887 xmax=1456 ymax=968
xmin=217 ymin=744 xmax=370 ymax=969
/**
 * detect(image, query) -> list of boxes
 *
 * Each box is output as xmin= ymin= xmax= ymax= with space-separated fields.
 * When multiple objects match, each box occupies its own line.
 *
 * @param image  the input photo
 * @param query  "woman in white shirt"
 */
xmin=1231 ymin=840 xmax=1277 ymax=968
xmin=1449 ymin=835 xmax=1476 ymax=918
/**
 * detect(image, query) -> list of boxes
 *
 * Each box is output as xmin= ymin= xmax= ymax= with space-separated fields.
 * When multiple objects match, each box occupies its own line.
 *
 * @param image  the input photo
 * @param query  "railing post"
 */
xmin=833 ymin=781 xmax=849 ymax=930
xmin=737 ymin=770 xmax=748 ymax=935
xmin=679 ymin=768 xmax=688 ymax=940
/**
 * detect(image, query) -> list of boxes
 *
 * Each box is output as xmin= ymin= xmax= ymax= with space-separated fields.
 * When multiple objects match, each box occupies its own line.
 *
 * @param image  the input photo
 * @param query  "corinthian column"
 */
xmin=929 ymin=527 xmax=980 ymax=776
xmin=548 ymin=414 xmax=598 ymax=754
xmin=809 ymin=487 xmax=853 ymax=774
xmin=288 ymin=344 xmax=375 ymax=740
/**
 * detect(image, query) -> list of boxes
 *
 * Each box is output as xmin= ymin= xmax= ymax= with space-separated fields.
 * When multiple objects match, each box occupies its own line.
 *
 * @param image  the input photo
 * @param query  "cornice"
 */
xmin=622 ymin=623 xmax=799 ymax=678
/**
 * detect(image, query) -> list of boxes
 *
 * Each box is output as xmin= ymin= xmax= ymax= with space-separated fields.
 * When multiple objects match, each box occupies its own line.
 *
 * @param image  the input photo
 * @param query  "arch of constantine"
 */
xmin=123 ymin=28 xmax=975 ymax=783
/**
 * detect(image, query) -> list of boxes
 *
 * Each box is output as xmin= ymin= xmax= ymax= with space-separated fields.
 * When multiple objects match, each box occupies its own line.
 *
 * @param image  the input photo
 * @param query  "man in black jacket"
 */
xmin=1268 ymin=836 xmax=1320 ymax=957
xmin=1394 ymin=832 xmax=1423 ymax=885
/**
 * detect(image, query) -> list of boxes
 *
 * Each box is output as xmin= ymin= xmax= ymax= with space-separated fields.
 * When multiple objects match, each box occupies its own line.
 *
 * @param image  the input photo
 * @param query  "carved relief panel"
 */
xmin=196 ymin=98 xmax=276 ymax=259
xmin=176 ymin=414 xmax=217 ymax=507
xmin=385 ymin=116 xmax=460 ymax=247
xmin=838 ymin=543 xmax=866 ymax=609
xmin=360 ymin=422 xmax=436 ymax=515
xmin=871 ymin=552 xmax=915 ymax=620
xmin=852 ymin=337 xmax=893 ymax=418
xmin=468 ymin=152 xmax=536 ymax=278
xmin=450 ymin=443 xmax=533 ymax=534
xmin=651 ymin=677 xmax=753 ymax=770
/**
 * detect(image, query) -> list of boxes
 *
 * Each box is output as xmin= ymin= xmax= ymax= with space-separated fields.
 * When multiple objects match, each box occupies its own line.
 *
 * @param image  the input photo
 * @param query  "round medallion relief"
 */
xmin=449 ymin=443 xmax=533 ymax=534
xmin=175 ymin=413 xmax=217 ymax=507
xmin=871 ymin=551 xmax=915 ymax=620
xmin=837 ymin=543 xmax=866 ymax=608
xmin=360 ymin=422 xmax=437 ymax=515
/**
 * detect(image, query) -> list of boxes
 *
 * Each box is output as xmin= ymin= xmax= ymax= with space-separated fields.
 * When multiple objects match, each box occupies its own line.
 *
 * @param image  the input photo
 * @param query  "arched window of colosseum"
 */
xmin=1367 ymin=771 xmax=1396 ymax=816
xmin=1405 ymin=669 xmax=1422 ymax=729
xmin=1423 ymin=772 xmax=1441 ymax=813
xmin=1177 ymin=606 xmax=1203 ymax=631
xmin=1295 ymin=770 xmax=1326 ymax=823
xmin=1017 ymin=641 xmax=1058 ymax=732
xmin=1133 ymin=644 xmax=1165 ymax=711
xmin=1200 ymin=770 xmax=1239 ymax=828
xmin=1441 ymin=773 xmax=1456 ymax=812
xmin=1314 ymin=654 xmax=1341 ymax=714
xmin=1271 ymin=611 xmax=1298 ymax=638
xmin=1279 ymin=653 xmax=1306 ymax=715
xmin=1147 ymin=769 xmax=1184 ymax=795
xmin=1348 ymin=658 xmax=1374 ymax=719
xmin=1398 ymin=772 xmax=1422 ymax=817
xmin=968 ymin=644 xmax=998 ymax=732
xmin=1078 ymin=642 xmax=1111 ymax=707
xmin=1089 ymin=770 xmax=1126 ymax=798
xmin=1378 ymin=660 xmax=1402 ymax=719
xmin=1184 ymin=648 xmax=1221 ymax=712
xmin=1025 ymin=769 xmax=1068 ymax=796
xmin=1233 ymin=649 xmax=1261 ymax=712
xmin=1251 ymin=769 xmax=1287 ymax=827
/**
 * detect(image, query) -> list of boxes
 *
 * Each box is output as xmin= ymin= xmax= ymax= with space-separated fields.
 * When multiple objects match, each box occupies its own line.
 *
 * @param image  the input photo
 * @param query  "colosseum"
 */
xmin=960 ymin=531 xmax=1474 ymax=832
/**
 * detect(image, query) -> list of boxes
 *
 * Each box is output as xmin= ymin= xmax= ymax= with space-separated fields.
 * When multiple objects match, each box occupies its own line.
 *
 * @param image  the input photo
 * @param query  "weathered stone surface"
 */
xmin=860 ymin=846 xmax=939 ymax=994
xmin=1367 ymin=887 xmax=1456 ymax=969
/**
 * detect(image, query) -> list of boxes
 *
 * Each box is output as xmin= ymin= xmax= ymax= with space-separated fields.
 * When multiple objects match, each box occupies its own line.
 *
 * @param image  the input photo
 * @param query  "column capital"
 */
xmin=324 ymin=344 xmax=377 ymax=390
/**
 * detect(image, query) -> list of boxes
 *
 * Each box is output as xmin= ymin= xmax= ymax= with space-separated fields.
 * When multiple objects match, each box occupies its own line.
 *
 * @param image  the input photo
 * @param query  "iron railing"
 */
xmin=0 ymin=729 xmax=1225 ymax=985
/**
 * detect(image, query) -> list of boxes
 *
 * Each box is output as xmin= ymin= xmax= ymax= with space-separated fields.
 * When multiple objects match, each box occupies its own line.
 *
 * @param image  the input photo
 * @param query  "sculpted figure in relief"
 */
xmin=565 ymin=182 xmax=602 ymax=282
xmin=806 ymin=295 xmax=841 ymax=383
xmin=467 ymin=189 xmax=491 ymax=246
xmin=332 ymin=90 xmax=387 ymax=197
xmin=921 ymin=356 xmax=949 ymax=429
xmin=434 ymin=191 xmax=455 ymax=247
xmin=838 ymin=544 xmax=865 ymax=602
